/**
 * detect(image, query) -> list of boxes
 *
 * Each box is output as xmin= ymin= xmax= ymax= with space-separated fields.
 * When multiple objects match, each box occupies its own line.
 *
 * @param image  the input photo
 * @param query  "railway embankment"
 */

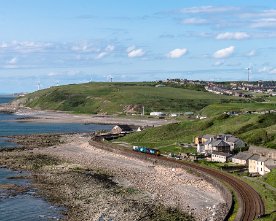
xmin=1 ymin=133 xmax=229 ymax=221
xmin=1 ymin=133 xmax=264 ymax=220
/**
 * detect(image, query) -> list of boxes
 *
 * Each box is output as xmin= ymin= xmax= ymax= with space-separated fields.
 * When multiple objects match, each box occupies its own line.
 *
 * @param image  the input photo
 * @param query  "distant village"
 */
xmin=158 ymin=79 xmax=276 ymax=97
xmin=205 ymin=81 xmax=276 ymax=97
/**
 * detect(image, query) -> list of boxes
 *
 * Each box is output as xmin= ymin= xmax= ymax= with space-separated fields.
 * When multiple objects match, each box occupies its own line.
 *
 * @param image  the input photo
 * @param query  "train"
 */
xmin=132 ymin=146 xmax=161 ymax=156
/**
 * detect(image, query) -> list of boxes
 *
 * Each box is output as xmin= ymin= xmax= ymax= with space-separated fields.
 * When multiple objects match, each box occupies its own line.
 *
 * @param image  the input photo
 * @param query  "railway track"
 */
xmin=164 ymin=158 xmax=265 ymax=221
xmin=90 ymin=141 xmax=265 ymax=221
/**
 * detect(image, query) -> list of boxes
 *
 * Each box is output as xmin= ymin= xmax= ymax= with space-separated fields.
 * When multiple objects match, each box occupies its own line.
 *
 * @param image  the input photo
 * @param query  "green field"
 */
xmin=21 ymin=82 xmax=243 ymax=114
xmin=120 ymin=113 xmax=276 ymax=150
xmin=200 ymin=102 xmax=276 ymax=116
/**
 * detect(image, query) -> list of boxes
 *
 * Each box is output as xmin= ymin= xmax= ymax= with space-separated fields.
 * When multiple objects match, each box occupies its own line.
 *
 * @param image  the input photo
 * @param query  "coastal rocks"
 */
xmin=8 ymin=134 xmax=63 ymax=150
xmin=31 ymin=135 xmax=227 ymax=221
xmin=0 ymin=104 xmax=18 ymax=113
xmin=0 ymin=133 xmax=227 ymax=221
xmin=0 ymin=151 xmax=195 ymax=220
xmin=0 ymin=183 xmax=29 ymax=197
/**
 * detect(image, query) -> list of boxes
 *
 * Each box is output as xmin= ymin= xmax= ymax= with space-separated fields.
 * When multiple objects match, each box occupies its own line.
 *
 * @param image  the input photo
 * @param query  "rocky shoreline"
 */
xmin=0 ymin=104 xmax=18 ymax=114
xmin=0 ymin=133 xmax=229 ymax=220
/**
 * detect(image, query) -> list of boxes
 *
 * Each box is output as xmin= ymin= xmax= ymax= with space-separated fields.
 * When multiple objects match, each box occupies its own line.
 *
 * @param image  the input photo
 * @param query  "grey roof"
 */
xmin=257 ymin=156 xmax=268 ymax=162
xmin=232 ymin=152 xmax=253 ymax=160
xmin=212 ymin=151 xmax=232 ymax=157
xmin=202 ymin=134 xmax=215 ymax=139
xmin=265 ymin=159 xmax=276 ymax=170
xmin=212 ymin=140 xmax=230 ymax=147
xmin=249 ymin=154 xmax=261 ymax=161
xmin=205 ymin=140 xmax=213 ymax=145
xmin=218 ymin=133 xmax=233 ymax=137
xmin=227 ymin=137 xmax=241 ymax=143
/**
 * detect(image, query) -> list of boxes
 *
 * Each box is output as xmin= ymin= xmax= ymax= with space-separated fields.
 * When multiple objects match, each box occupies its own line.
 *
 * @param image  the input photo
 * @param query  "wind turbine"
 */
xmin=106 ymin=75 xmax=113 ymax=82
xmin=246 ymin=67 xmax=251 ymax=82
xmin=37 ymin=81 xmax=41 ymax=91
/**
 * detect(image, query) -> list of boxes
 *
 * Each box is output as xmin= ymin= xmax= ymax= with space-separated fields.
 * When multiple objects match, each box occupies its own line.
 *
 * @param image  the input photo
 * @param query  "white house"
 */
xmin=248 ymin=155 xmax=261 ymax=174
xmin=256 ymin=156 xmax=267 ymax=175
xmin=111 ymin=125 xmax=141 ymax=134
xmin=211 ymin=152 xmax=232 ymax=163
xmin=197 ymin=144 xmax=205 ymax=154
xmin=150 ymin=112 xmax=166 ymax=117
xmin=248 ymin=155 xmax=276 ymax=175
xmin=232 ymin=152 xmax=253 ymax=165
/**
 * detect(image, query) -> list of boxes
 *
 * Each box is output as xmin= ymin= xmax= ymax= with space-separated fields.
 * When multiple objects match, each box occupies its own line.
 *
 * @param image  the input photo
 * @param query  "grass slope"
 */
xmin=200 ymin=102 xmax=276 ymax=117
xmin=120 ymin=113 xmax=276 ymax=150
xmin=22 ymin=82 xmax=242 ymax=114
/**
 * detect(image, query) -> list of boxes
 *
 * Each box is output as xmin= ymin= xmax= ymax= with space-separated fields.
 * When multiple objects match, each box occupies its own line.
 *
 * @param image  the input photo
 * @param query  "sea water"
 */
xmin=0 ymin=96 xmax=113 ymax=147
xmin=0 ymin=168 xmax=62 ymax=221
xmin=0 ymin=96 xmax=113 ymax=220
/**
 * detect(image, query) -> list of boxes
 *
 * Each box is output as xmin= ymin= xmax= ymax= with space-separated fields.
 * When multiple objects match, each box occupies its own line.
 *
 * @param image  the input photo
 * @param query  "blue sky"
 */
xmin=1 ymin=0 xmax=276 ymax=93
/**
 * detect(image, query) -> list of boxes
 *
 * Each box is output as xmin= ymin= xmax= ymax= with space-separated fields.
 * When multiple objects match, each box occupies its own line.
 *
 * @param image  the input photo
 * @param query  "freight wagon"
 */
xmin=132 ymin=146 xmax=161 ymax=156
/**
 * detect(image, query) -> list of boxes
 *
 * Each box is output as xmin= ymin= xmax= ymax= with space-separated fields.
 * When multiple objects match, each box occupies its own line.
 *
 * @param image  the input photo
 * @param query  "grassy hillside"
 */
xmin=22 ymin=82 xmax=243 ymax=114
xmin=120 ymin=113 xmax=276 ymax=150
xmin=200 ymin=102 xmax=276 ymax=117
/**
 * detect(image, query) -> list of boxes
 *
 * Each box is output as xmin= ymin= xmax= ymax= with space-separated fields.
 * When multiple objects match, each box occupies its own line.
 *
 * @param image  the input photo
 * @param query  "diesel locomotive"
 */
xmin=132 ymin=146 xmax=161 ymax=156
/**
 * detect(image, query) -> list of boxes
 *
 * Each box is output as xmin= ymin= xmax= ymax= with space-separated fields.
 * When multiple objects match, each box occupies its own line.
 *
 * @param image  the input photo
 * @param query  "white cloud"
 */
xmin=258 ymin=66 xmax=276 ymax=74
xmin=271 ymin=69 xmax=276 ymax=74
xmin=14 ymin=41 xmax=51 ymax=52
xmin=126 ymin=46 xmax=136 ymax=53
xmin=213 ymin=46 xmax=235 ymax=59
xmin=251 ymin=18 xmax=276 ymax=28
xmin=260 ymin=9 xmax=276 ymax=17
xmin=48 ymin=72 xmax=58 ymax=76
xmin=182 ymin=18 xmax=208 ymax=25
xmin=181 ymin=6 xmax=239 ymax=14
xmin=216 ymin=32 xmax=250 ymax=40
xmin=0 ymin=41 xmax=51 ymax=53
xmin=127 ymin=46 xmax=145 ymax=58
xmin=246 ymin=50 xmax=256 ymax=57
xmin=71 ymin=42 xmax=98 ymax=53
xmin=7 ymin=57 xmax=17 ymax=65
xmin=95 ymin=52 xmax=107 ymax=59
xmin=95 ymin=44 xmax=115 ymax=59
xmin=0 ymin=42 xmax=8 ymax=49
xmin=105 ymin=45 xmax=115 ymax=52
xmin=167 ymin=48 xmax=188 ymax=58
xmin=213 ymin=60 xmax=224 ymax=66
